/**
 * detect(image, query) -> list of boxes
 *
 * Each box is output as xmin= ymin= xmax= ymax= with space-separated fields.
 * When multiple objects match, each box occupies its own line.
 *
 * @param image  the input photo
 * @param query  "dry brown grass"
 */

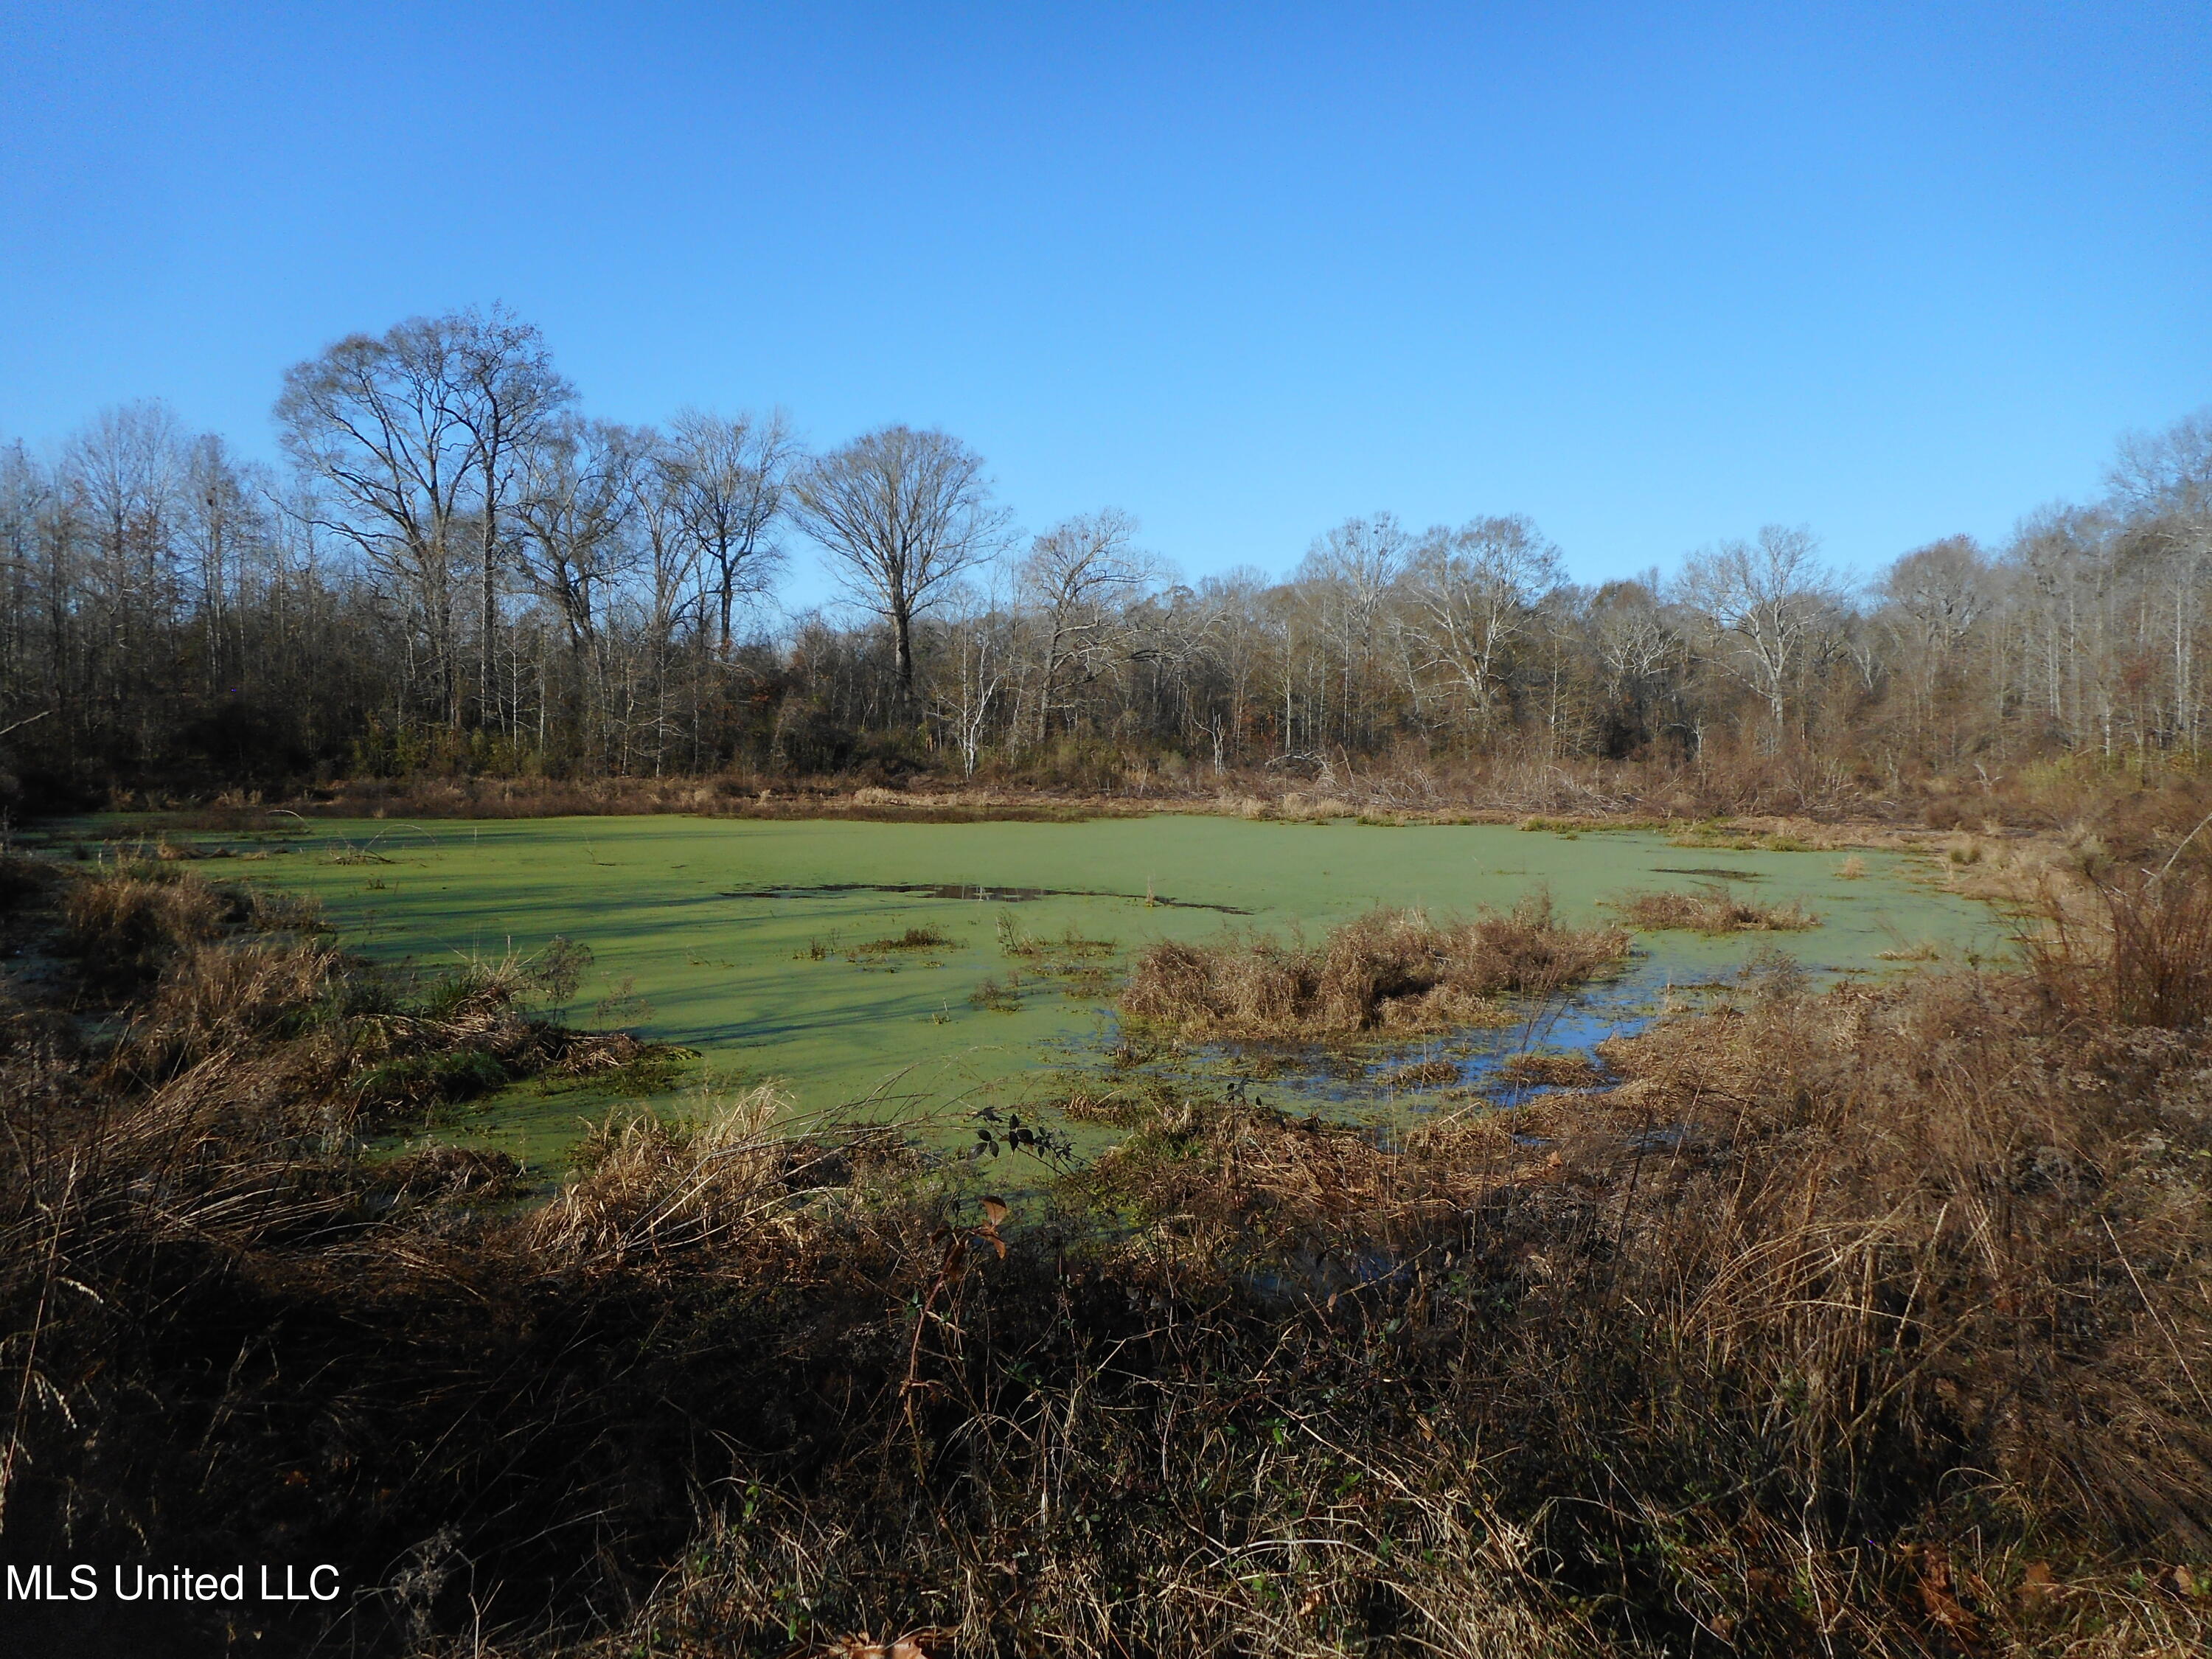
xmin=1383 ymin=1056 xmax=1461 ymax=1088
xmin=530 ymin=1084 xmax=915 ymax=1265
xmin=1119 ymin=897 xmax=1629 ymax=1040
xmin=61 ymin=867 xmax=232 ymax=989
xmin=6 ymin=855 xmax=2212 ymax=1656
xmin=1495 ymin=1049 xmax=1607 ymax=1088
xmin=1610 ymin=882 xmax=1820 ymax=933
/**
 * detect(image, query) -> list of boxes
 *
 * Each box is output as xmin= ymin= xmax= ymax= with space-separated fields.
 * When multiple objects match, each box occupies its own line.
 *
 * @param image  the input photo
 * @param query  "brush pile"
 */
xmin=1119 ymin=897 xmax=1630 ymax=1038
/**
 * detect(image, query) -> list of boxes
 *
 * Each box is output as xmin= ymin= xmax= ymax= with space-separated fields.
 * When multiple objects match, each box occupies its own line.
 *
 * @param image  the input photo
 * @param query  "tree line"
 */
xmin=1 ymin=306 xmax=2206 ymax=810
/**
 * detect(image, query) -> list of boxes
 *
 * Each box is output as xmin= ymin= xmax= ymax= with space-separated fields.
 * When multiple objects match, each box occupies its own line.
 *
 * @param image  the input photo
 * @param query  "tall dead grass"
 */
xmin=2026 ymin=862 xmax=2212 ymax=1029
xmin=1119 ymin=897 xmax=1630 ymax=1039
xmin=1610 ymin=882 xmax=1820 ymax=933
xmin=4 ymin=856 xmax=2211 ymax=1655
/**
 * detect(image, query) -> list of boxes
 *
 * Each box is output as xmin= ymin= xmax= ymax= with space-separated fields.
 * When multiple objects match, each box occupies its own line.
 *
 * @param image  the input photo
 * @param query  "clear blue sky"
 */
xmin=3 ymin=1 xmax=2206 ymax=593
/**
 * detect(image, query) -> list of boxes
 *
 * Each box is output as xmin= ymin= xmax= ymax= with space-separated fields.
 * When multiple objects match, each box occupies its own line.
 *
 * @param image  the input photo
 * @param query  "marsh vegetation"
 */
xmin=131 ymin=813 xmax=2006 ymax=1161
xmin=1 ymin=834 xmax=2208 ymax=1655
xmin=1609 ymin=882 xmax=1821 ymax=933
xmin=1118 ymin=899 xmax=1628 ymax=1039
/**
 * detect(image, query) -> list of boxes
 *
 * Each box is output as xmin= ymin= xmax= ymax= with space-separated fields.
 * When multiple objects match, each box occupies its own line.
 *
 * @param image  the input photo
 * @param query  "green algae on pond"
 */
xmin=178 ymin=814 xmax=2011 ymax=1160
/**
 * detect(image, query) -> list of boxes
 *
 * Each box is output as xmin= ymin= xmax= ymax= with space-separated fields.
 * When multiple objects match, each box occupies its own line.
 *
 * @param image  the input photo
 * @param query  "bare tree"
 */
xmin=790 ymin=425 xmax=1012 ymax=701
xmin=62 ymin=402 xmax=187 ymax=739
xmin=1298 ymin=513 xmax=1410 ymax=746
xmin=452 ymin=308 xmax=573 ymax=726
xmin=664 ymin=408 xmax=797 ymax=658
xmin=2107 ymin=408 xmax=2212 ymax=751
xmin=1875 ymin=536 xmax=1994 ymax=751
xmin=510 ymin=419 xmax=651 ymax=654
xmin=1674 ymin=525 xmax=1844 ymax=750
xmin=179 ymin=434 xmax=273 ymax=699
xmin=928 ymin=574 xmax=1015 ymax=776
xmin=277 ymin=320 xmax=479 ymax=725
xmin=278 ymin=311 xmax=569 ymax=731
xmin=1020 ymin=508 xmax=1151 ymax=742
xmin=1402 ymin=515 xmax=1563 ymax=737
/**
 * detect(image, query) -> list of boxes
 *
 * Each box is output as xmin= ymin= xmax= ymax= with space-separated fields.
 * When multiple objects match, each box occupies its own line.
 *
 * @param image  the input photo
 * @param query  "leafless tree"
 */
xmin=510 ymin=419 xmax=652 ymax=654
xmin=1674 ymin=524 xmax=1843 ymax=749
xmin=25 ymin=308 xmax=2212 ymax=803
xmin=664 ymin=408 xmax=798 ymax=658
xmin=1020 ymin=508 xmax=1152 ymax=742
xmin=790 ymin=425 xmax=1013 ymax=701
xmin=452 ymin=307 xmax=573 ymax=725
xmin=1298 ymin=513 xmax=1411 ymax=746
xmin=928 ymin=573 xmax=1015 ymax=776
xmin=276 ymin=320 xmax=480 ymax=725
xmin=2107 ymin=408 xmax=2212 ymax=750
xmin=1402 ymin=515 xmax=1563 ymax=737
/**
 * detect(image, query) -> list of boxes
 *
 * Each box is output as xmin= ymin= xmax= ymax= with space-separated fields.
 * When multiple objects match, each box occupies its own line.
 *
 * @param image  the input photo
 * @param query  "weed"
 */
xmin=7 ymin=851 xmax=2211 ymax=1656
xmin=969 ymin=974 xmax=1022 ymax=1012
xmin=1611 ymin=884 xmax=1820 ymax=933
xmin=1874 ymin=939 xmax=1944 ymax=962
xmin=1121 ymin=898 xmax=1628 ymax=1039
xmin=856 ymin=926 xmax=951 ymax=953
xmin=1382 ymin=1057 xmax=1460 ymax=1088
xmin=61 ymin=869 xmax=231 ymax=990
xmin=1494 ymin=1050 xmax=1607 ymax=1088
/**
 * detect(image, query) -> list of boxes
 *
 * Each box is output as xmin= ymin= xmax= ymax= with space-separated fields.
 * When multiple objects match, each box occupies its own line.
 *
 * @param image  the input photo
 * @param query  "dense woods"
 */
xmin=1 ymin=307 xmax=2206 ymax=812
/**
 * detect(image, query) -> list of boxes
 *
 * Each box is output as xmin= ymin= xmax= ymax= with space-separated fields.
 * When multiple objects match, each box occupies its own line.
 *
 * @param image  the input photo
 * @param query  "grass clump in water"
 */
xmin=1611 ymin=883 xmax=1820 ymax=934
xmin=1119 ymin=896 xmax=1629 ymax=1039
xmin=855 ymin=925 xmax=950 ymax=953
xmin=969 ymin=973 xmax=1023 ymax=1012
xmin=1382 ymin=1057 xmax=1460 ymax=1088
xmin=1495 ymin=1049 xmax=1607 ymax=1088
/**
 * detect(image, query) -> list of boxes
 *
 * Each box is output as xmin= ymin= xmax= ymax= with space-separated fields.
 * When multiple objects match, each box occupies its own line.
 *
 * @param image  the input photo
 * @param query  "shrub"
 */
xmin=354 ymin=1047 xmax=509 ymax=1113
xmin=1120 ymin=898 xmax=1628 ymax=1039
xmin=62 ymin=869 xmax=231 ymax=990
xmin=1611 ymin=883 xmax=1820 ymax=933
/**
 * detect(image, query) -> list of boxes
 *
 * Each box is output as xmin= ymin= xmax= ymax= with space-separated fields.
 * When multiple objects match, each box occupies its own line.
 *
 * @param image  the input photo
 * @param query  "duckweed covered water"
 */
xmin=201 ymin=814 xmax=2010 ymax=1160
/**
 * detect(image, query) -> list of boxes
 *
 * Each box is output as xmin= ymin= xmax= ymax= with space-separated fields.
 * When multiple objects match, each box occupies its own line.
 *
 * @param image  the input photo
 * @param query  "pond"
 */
xmin=179 ymin=813 xmax=2013 ymax=1161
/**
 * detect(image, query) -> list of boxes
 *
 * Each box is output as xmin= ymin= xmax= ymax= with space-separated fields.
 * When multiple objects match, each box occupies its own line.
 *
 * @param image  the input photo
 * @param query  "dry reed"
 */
xmin=1119 ymin=897 xmax=1629 ymax=1039
xmin=1610 ymin=882 xmax=1820 ymax=933
xmin=4 ymin=855 xmax=2210 ymax=1656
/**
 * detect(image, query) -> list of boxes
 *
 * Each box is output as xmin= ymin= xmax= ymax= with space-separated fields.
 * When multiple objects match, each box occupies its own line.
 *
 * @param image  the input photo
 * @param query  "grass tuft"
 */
xmin=1610 ymin=883 xmax=1820 ymax=933
xmin=1120 ymin=897 xmax=1628 ymax=1039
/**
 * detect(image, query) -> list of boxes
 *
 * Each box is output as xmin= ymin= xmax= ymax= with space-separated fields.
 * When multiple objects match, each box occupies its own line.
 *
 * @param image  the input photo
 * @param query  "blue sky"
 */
xmin=3 ymin=1 xmax=2206 ymax=596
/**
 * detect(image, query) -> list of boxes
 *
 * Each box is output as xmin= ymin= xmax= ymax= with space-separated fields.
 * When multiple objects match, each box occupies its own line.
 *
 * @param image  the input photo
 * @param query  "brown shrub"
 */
xmin=531 ymin=1085 xmax=917 ymax=1265
xmin=62 ymin=869 xmax=232 ymax=989
xmin=1612 ymin=883 xmax=1819 ymax=933
xmin=111 ymin=937 xmax=344 ymax=1083
xmin=855 ymin=925 xmax=950 ymax=953
xmin=380 ymin=1145 xmax=525 ymax=1203
xmin=2026 ymin=864 xmax=2212 ymax=1029
xmin=1068 ymin=941 xmax=2212 ymax=1651
xmin=1119 ymin=897 xmax=1629 ymax=1040
xmin=1385 ymin=1057 xmax=1461 ymax=1088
